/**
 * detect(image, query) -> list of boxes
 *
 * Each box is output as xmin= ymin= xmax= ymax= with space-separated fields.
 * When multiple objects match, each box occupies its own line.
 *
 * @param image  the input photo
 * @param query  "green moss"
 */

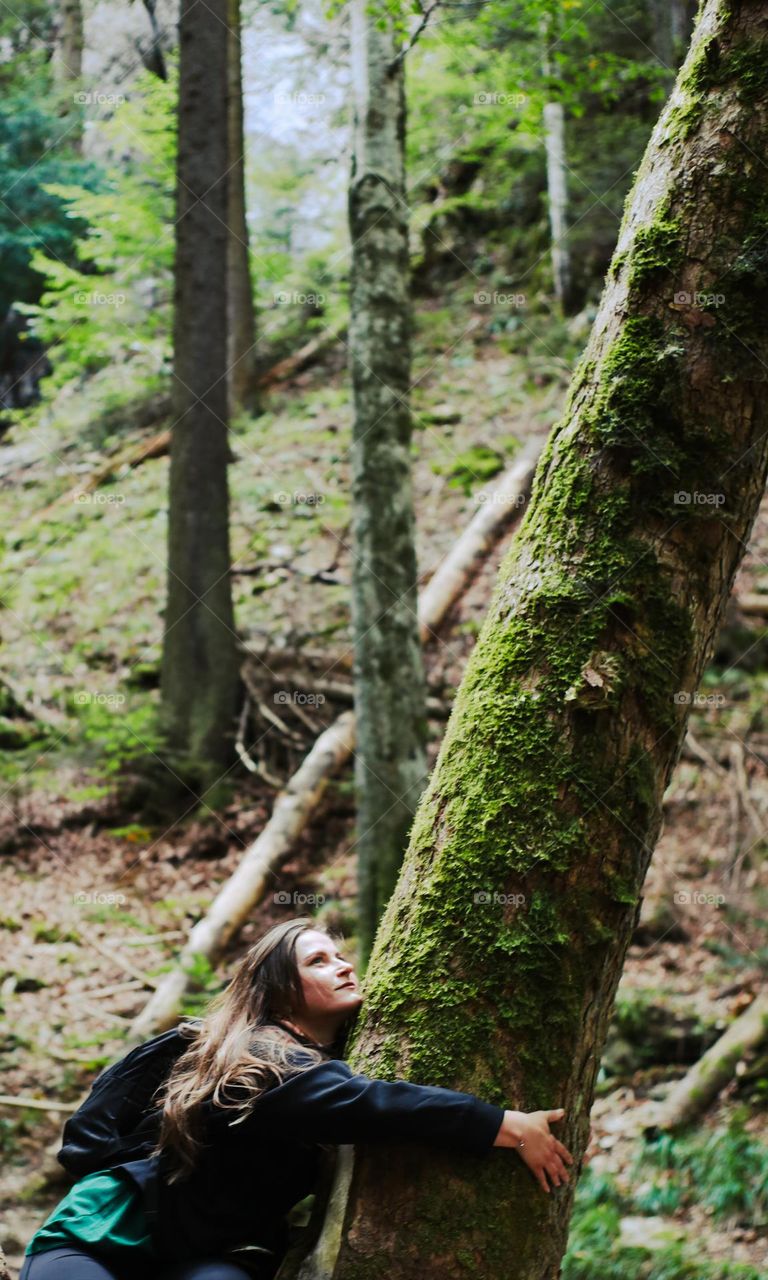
xmin=583 ymin=317 xmax=684 ymax=458
xmin=607 ymin=249 xmax=627 ymax=280
xmin=627 ymin=212 xmax=684 ymax=290
xmin=689 ymin=38 xmax=768 ymax=105
xmin=347 ymin=519 xmax=693 ymax=1094
xmin=665 ymin=33 xmax=768 ymax=141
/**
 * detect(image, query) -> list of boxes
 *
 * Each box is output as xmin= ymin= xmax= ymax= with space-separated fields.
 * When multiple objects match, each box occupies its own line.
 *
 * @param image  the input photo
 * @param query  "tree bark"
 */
xmin=542 ymin=100 xmax=570 ymax=310
xmin=160 ymin=0 xmax=239 ymax=788
xmin=348 ymin=0 xmax=428 ymax=963
xmin=541 ymin=15 xmax=571 ymax=312
xmin=53 ymin=0 xmax=84 ymax=151
xmin=226 ymin=0 xmax=258 ymax=416
xmin=298 ymin=1 xmax=768 ymax=1275
xmin=138 ymin=0 xmax=168 ymax=80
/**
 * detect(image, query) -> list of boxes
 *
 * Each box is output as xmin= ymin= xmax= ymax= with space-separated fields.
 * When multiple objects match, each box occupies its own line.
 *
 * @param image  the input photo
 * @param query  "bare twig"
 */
xmin=84 ymin=936 xmax=159 ymax=990
xmin=235 ymin=696 xmax=259 ymax=774
xmin=0 ymin=1094 xmax=79 ymax=1113
xmin=389 ymin=0 xmax=442 ymax=69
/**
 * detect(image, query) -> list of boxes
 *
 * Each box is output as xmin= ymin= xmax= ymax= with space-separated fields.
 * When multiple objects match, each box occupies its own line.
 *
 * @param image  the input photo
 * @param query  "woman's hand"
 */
xmin=493 ymin=1108 xmax=574 ymax=1194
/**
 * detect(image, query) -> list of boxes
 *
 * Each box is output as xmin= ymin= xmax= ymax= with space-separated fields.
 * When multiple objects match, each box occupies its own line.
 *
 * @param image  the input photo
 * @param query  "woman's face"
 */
xmin=292 ymin=929 xmax=363 ymax=1021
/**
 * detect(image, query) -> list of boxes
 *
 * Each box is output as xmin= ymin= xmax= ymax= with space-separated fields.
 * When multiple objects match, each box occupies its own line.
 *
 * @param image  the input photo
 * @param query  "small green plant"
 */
xmin=431 ymin=444 xmax=505 ymax=494
xmin=631 ymin=1114 xmax=768 ymax=1227
xmin=563 ymin=1166 xmax=767 ymax=1280
xmin=106 ymin=824 xmax=154 ymax=842
xmin=32 ymin=922 xmax=81 ymax=944
xmin=0 ymin=1116 xmax=20 ymax=1159
xmin=178 ymin=952 xmax=224 ymax=1018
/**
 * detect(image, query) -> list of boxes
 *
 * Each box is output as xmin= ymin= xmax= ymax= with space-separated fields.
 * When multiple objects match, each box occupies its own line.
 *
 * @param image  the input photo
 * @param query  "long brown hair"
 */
xmin=151 ymin=917 xmax=349 ymax=1183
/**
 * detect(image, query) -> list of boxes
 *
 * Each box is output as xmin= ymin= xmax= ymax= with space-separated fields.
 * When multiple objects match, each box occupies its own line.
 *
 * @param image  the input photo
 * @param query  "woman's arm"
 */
xmin=251 ymin=1058 xmax=504 ymax=1155
xmin=246 ymin=1058 xmax=574 ymax=1190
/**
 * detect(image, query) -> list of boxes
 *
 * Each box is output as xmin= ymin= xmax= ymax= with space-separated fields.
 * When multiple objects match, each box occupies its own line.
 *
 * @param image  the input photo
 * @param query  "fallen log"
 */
xmin=644 ymin=991 xmax=768 ymax=1133
xmin=32 ymin=320 xmax=349 ymax=521
xmin=0 ymin=1094 xmax=79 ymax=1113
xmin=127 ymin=441 xmax=540 ymax=1043
xmin=240 ymin=669 xmax=451 ymax=720
xmin=736 ymin=592 xmax=768 ymax=616
xmin=416 ymin=438 xmax=541 ymax=638
xmin=33 ymin=428 xmax=173 ymax=522
xmin=257 ymin=320 xmax=347 ymax=390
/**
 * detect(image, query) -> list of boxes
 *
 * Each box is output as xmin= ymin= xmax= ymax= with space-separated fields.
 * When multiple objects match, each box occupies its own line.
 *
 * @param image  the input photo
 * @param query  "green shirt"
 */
xmin=26 ymin=1168 xmax=155 ymax=1258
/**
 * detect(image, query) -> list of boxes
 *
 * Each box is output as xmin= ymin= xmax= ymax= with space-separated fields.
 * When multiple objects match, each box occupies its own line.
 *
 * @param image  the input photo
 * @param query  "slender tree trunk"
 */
xmin=227 ymin=0 xmax=258 ymax=417
xmin=541 ymin=17 xmax=571 ymax=312
xmin=160 ymin=0 xmax=239 ymax=789
xmin=139 ymin=0 xmax=167 ymax=80
xmin=348 ymin=0 xmax=428 ymax=963
xmin=542 ymin=98 xmax=570 ymax=310
xmin=298 ymin=1 xmax=768 ymax=1275
xmin=650 ymin=0 xmax=697 ymax=72
xmin=53 ymin=0 xmax=84 ymax=151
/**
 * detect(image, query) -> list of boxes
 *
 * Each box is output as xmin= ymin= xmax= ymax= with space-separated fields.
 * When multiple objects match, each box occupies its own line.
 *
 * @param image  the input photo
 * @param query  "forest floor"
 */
xmin=1 ymin=288 xmax=768 ymax=1277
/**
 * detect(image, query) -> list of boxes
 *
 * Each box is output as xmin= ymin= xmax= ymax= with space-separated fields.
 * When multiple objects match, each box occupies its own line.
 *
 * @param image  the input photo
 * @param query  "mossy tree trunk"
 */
xmin=315 ymin=0 xmax=768 ymax=1275
xmin=160 ymin=0 xmax=239 ymax=790
xmin=348 ymin=0 xmax=428 ymax=963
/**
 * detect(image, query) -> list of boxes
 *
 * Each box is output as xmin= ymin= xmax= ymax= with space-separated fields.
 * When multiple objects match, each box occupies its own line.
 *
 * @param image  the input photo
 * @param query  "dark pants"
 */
xmin=18 ymin=1247 xmax=260 ymax=1280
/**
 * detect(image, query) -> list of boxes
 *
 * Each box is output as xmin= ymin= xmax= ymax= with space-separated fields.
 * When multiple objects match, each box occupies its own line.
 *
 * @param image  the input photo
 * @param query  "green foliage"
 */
xmin=404 ymin=0 xmax=673 ymax=306
xmin=179 ymin=952 xmax=224 ymax=1018
xmin=69 ymin=693 xmax=164 ymax=778
xmin=18 ymin=61 xmax=177 ymax=395
xmin=31 ymin=922 xmax=80 ymax=944
xmin=0 ymin=52 xmax=101 ymax=315
xmin=0 ymin=1116 xmax=21 ymax=1159
xmin=632 ymin=1118 xmax=768 ymax=1228
xmin=432 ymin=444 xmax=506 ymax=493
xmin=563 ymin=1167 xmax=768 ymax=1280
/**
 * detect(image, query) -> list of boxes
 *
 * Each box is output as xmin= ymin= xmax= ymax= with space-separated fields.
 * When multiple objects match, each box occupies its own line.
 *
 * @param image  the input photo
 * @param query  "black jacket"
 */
xmin=114 ymin=1028 xmax=505 ymax=1266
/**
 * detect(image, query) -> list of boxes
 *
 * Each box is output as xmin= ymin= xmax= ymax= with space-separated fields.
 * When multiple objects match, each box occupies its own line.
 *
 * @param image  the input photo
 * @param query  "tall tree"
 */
xmin=52 ymin=0 xmax=84 ymax=151
xmin=226 ymin=0 xmax=258 ymax=417
xmin=160 ymin=0 xmax=239 ymax=790
xmin=348 ymin=0 xmax=428 ymax=961
xmin=285 ymin=0 xmax=768 ymax=1273
xmin=541 ymin=5 xmax=571 ymax=311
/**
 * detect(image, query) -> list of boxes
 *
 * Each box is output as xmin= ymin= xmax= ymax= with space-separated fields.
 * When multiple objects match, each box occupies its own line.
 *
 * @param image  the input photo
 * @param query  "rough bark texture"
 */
xmin=311 ymin=1 xmax=768 ymax=1276
xmin=348 ymin=0 xmax=428 ymax=962
xmin=226 ymin=0 xmax=258 ymax=416
xmin=160 ymin=0 xmax=238 ymax=786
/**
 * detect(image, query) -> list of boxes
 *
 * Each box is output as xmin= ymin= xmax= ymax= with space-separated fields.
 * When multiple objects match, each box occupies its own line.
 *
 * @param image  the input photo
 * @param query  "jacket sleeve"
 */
xmin=252 ymin=1058 xmax=505 ymax=1155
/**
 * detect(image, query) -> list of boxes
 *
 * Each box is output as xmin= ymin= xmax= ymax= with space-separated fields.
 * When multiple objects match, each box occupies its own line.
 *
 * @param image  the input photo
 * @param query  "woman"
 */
xmin=21 ymin=917 xmax=574 ymax=1280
